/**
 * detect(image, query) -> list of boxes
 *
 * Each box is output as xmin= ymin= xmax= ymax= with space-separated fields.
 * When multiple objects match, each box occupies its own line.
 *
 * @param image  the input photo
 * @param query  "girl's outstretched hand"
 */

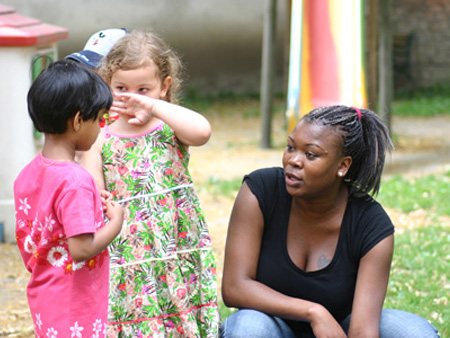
xmin=110 ymin=92 xmax=156 ymax=125
xmin=111 ymin=92 xmax=211 ymax=146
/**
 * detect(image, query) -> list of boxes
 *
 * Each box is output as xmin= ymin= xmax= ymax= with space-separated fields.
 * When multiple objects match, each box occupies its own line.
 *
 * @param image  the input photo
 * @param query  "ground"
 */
xmin=2 ymin=104 xmax=450 ymax=337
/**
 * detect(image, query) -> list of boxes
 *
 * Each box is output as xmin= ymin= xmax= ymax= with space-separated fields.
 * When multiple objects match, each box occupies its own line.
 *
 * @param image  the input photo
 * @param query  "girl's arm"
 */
xmin=222 ymin=182 xmax=346 ymax=338
xmin=347 ymin=234 xmax=394 ymax=338
xmin=68 ymin=200 xmax=124 ymax=262
xmin=80 ymin=130 xmax=106 ymax=191
xmin=110 ymin=93 xmax=211 ymax=147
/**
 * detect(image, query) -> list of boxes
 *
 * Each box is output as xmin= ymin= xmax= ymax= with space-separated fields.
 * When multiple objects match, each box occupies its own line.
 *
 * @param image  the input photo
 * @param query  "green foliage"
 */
xmin=378 ymin=171 xmax=450 ymax=335
xmin=181 ymin=90 xmax=260 ymax=112
xmin=393 ymin=83 xmax=450 ymax=117
xmin=385 ymin=225 xmax=450 ymax=336
xmin=378 ymin=171 xmax=450 ymax=215
xmin=219 ymin=301 xmax=237 ymax=321
xmin=197 ymin=176 xmax=242 ymax=199
xmin=181 ymin=90 xmax=286 ymax=120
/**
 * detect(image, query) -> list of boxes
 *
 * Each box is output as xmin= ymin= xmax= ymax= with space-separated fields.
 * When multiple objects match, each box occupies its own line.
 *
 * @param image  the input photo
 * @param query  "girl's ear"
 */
xmin=160 ymin=76 xmax=172 ymax=99
xmin=72 ymin=112 xmax=83 ymax=132
xmin=337 ymin=156 xmax=352 ymax=178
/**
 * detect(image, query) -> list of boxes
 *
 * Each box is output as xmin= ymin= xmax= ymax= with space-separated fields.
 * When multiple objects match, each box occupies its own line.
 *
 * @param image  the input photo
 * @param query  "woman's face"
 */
xmin=282 ymin=120 xmax=351 ymax=199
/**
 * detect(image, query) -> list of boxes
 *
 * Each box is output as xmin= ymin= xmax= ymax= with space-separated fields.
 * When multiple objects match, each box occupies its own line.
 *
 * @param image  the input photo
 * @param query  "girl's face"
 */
xmin=110 ymin=63 xmax=171 ymax=99
xmin=282 ymin=120 xmax=351 ymax=199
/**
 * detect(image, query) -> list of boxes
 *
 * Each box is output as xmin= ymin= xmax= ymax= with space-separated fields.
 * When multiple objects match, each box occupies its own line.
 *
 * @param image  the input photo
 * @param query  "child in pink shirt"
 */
xmin=14 ymin=59 xmax=124 ymax=337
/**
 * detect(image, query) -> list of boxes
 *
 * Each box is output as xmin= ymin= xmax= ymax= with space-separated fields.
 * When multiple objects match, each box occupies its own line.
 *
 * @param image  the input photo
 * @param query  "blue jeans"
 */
xmin=220 ymin=309 xmax=440 ymax=338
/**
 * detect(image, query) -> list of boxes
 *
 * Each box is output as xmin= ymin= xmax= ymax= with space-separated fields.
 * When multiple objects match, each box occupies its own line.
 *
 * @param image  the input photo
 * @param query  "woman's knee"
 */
xmin=340 ymin=309 xmax=439 ymax=338
xmin=220 ymin=309 xmax=296 ymax=338
xmin=379 ymin=309 xmax=440 ymax=338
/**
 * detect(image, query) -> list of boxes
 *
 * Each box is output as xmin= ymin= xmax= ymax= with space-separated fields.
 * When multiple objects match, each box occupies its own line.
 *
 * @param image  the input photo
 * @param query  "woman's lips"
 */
xmin=285 ymin=171 xmax=302 ymax=186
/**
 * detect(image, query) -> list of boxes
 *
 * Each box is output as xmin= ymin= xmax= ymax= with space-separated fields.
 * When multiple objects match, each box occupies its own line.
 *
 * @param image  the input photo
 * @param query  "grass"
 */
xmin=392 ymin=83 xmax=450 ymax=117
xmin=183 ymin=82 xmax=450 ymax=119
xmin=377 ymin=172 xmax=450 ymax=336
xmin=197 ymin=176 xmax=243 ymax=199
xmin=384 ymin=225 xmax=450 ymax=337
xmin=377 ymin=171 xmax=450 ymax=216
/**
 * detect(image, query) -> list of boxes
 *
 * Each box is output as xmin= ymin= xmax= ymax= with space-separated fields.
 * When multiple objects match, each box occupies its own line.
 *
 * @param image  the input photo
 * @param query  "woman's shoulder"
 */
xmin=346 ymin=194 xmax=394 ymax=231
xmin=244 ymin=167 xmax=286 ymax=202
xmin=245 ymin=167 xmax=284 ymax=181
xmin=348 ymin=194 xmax=387 ymax=215
xmin=345 ymin=194 xmax=394 ymax=257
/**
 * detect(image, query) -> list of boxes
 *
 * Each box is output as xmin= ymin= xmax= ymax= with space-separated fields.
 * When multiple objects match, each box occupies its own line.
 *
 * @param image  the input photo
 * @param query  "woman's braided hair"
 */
xmin=302 ymin=105 xmax=393 ymax=197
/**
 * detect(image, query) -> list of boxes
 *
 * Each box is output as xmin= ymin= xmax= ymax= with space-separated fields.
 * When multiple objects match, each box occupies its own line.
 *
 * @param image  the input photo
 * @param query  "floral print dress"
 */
xmin=102 ymin=123 xmax=220 ymax=337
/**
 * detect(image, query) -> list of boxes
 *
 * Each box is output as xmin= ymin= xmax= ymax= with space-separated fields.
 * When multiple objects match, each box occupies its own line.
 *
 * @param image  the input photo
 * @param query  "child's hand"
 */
xmin=100 ymin=189 xmax=113 ymax=213
xmin=100 ymin=189 xmax=113 ymax=201
xmin=110 ymin=92 xmax=156 ymax=125
xmin=104 ymin=200 xmax=124 ymax=224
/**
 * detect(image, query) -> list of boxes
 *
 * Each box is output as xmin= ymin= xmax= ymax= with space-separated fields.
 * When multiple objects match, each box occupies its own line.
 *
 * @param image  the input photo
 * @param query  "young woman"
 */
xmin=221 ymin=105 xmax=440 ymax=338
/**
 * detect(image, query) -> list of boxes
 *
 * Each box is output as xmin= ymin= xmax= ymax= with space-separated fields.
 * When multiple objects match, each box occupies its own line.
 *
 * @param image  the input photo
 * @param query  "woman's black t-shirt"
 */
xmin=244 ymin=167 xmax=395 ymax=334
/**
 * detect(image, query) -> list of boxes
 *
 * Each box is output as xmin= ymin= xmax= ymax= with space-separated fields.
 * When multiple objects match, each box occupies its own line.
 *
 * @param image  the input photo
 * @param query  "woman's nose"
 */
xmin=288 ymin=152 xmax=303 ymax=168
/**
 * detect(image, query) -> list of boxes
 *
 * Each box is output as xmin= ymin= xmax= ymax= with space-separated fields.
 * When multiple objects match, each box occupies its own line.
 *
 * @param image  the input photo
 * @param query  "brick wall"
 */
xmin=392 ymin=0 xmax=450 ymax=90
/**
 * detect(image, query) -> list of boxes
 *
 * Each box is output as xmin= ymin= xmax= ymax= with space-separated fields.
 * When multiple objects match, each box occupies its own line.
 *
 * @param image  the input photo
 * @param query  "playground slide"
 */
xmin=286 ymin=0 xmax=367 ymax=132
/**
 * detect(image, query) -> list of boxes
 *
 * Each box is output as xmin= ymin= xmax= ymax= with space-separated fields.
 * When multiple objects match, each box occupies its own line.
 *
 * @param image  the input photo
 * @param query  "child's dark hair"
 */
xmin=27 ymin=59 xmax=113 ymax=134
xmin=302 ymin=105 xmax=393 ymax=197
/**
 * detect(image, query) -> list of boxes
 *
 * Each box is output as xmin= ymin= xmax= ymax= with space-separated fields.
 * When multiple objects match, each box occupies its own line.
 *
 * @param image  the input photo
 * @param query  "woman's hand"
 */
xmin=308 ymin=303 xmax=347 ymax=338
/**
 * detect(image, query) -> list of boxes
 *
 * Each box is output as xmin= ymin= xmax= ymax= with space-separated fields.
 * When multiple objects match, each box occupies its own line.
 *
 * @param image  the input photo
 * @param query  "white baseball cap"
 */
xmin=65 ymin=28 xmax=128 ymax=69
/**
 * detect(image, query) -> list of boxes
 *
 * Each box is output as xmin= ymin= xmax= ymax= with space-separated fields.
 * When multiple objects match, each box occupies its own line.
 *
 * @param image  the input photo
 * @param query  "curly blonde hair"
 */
xmin=99 ymin=29 xmax=183 ymax=104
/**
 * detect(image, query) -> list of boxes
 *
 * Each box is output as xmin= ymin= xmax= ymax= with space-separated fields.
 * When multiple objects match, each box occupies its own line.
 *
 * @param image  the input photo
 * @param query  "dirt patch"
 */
xmin=2 ymin=108 xmax=450 ymax=337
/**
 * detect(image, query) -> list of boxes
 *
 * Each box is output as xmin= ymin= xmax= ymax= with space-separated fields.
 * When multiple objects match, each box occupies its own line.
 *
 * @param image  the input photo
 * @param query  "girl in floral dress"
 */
xmin=14 ymin=60 xmax=124 ymax=337
xmin=82 ymin=29 xmax=220 ymax=337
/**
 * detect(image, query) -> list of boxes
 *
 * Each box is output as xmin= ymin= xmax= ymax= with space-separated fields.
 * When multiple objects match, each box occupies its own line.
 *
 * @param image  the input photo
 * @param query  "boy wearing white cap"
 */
xmin=66 ymin=28 xmax=128 ymax=69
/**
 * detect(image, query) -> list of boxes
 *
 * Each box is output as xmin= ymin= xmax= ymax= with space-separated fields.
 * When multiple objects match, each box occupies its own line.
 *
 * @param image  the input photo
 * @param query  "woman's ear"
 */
xmin=159 ymin=76 xmax=172 ymax=99
xmin=337 ymin=156 xmax=352 ymax=177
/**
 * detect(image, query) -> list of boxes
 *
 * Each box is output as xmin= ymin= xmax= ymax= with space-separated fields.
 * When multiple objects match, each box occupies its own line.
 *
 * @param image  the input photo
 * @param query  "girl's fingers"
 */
xmin=112 ymin=100 xmax=126 ymax=108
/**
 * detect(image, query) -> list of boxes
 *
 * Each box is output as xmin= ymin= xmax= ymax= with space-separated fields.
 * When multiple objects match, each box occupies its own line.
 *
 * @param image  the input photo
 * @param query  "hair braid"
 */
xmin=302 ymin=105 xmax=393 ymax=197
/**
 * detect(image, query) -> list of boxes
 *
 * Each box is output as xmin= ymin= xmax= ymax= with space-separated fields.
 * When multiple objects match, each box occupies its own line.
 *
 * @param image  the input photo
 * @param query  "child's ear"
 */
xmin=160 ymin=76 xmax=172 ymax=99
xmin=72 ymin=112 xmax=83 ymax=132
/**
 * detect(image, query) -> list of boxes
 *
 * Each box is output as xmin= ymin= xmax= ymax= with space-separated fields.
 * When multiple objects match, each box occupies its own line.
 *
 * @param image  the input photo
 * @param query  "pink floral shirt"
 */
xmin=14 ymin=153 xmax=110 ymax=337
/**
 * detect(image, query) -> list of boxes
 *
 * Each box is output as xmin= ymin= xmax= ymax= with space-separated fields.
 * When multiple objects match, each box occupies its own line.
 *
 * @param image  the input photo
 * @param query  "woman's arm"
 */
xmin=110 ymin=93 xmax=211 ymax=147
xmin=222 ymin=182 xmax=346 ymax=337
xmin=80 ymin=130 xmax=106 ymax=191
xmin=347 ymin=234 xmax=394 ymax=338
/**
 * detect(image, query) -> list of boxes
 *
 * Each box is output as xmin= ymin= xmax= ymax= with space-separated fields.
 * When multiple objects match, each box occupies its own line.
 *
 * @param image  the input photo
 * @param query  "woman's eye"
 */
xmin=115 ymin=86 xmax=126 ymax=91
xmin=139 ymin=88 xmax=149 ymax=93
xmin=306 ymin=152 xmax=318 ymax=159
